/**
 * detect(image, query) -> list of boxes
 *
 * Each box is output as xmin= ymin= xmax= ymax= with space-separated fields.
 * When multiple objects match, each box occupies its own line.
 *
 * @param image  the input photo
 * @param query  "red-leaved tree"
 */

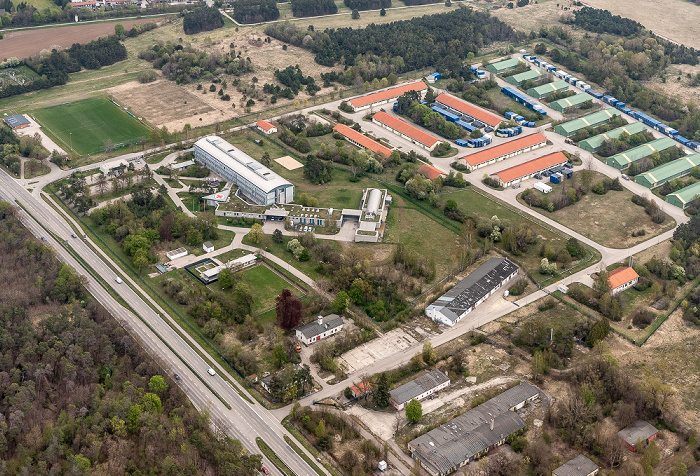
xmin=276 ymin=289 xmax=303 ymax=330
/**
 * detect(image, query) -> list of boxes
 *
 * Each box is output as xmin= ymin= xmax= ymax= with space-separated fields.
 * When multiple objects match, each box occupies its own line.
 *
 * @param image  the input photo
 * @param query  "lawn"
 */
xmin=32 ymin=97 xmax=151 ymax=155
xmin=518 ymin=172 xmax=676 ymax=249
xmin=239 ymin=265 xmax=294 ymax=313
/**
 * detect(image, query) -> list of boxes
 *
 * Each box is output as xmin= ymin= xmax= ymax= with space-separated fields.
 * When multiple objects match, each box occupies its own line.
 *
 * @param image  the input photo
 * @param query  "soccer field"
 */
xmin=33 ymin=98 xmax=151 ymax=156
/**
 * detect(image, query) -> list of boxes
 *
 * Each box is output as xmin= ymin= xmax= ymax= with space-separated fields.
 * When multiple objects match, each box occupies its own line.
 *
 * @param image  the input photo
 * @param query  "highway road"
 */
xmin=0 ymin=170 xmax=323 ymax=476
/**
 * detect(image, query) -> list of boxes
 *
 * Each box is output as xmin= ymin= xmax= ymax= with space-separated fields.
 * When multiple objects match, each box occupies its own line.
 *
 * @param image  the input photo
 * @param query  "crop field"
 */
xmin=32 ymin=97 xmax=151 ymax=155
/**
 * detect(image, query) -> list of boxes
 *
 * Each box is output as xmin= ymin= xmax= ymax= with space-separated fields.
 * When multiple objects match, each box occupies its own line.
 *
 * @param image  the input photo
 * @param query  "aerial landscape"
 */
xmin=1 ymin=0 xmax=700 ymax=474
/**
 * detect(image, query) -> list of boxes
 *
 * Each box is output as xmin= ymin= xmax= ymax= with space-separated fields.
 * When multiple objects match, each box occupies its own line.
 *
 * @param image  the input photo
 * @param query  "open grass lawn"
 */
xmin=32 ymin=97 xmax=151 ymax=155
xmin=239 ymin=265 xmax=293 ymax=313
xmin=519 ymin=172 xmax=676 ymax=249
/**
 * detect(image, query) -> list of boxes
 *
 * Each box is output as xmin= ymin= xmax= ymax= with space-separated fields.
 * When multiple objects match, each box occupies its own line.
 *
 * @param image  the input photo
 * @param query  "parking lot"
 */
xmin=339 ymin=327 xmax=421 ymax=373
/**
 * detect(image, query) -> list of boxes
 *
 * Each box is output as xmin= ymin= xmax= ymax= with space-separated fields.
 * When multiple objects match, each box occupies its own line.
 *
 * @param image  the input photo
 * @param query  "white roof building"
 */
xmin=295 ymin=314 xmax=344 ymax=345
xmin=194 ymin=136 xmax=294 ymax=206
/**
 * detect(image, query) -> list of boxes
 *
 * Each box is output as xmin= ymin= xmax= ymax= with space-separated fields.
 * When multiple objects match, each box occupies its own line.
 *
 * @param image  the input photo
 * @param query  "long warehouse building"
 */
xmin=433 ymin=93 xmax=503 ymax=128
xmin=606 ymin=137 xmax=679 ymax=170
xmin=485 ymin=58 xmax=523 ymax=74
xmin=553 ymin=109 xmax=622 ymax=137
xmin=333 ymin=123 xmax=392 ymax=158
xmin=527 ymin=80 xmax=569 ymax=99
xmin=577 ymin=122 xmax=647 ymax=153
xmin=549 ymin=92 xmax=594 ymax=113
xmin=491 ymin=151 xmax=569 ymax=187
xmin=635 ymin=154 xmax=700 ymax=188
xmin=347 ymin=81 xmax=427 ymax=112
xmin=462 ymin=132 xmax=547 ymax=171
xmin=666 ymin=181 xmax=700 ymax=209
xmin=194 ymin=136 xmax=294 ymax=205
xmin=372 ymin=111 xmax=443 ymax=151
xmin=425 ymin=257 xmax=518 ymax=327
xmin=506 ymin=69 xmax=541 ymax=86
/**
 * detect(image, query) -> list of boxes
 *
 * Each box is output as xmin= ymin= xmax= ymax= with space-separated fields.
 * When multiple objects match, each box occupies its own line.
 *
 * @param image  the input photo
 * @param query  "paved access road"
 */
xmin=0 ymin=170 xmax=324 ymax=476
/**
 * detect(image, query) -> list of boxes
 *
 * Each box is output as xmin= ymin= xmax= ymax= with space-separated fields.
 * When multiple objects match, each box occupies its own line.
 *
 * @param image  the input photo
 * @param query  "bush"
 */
xmin=631 ymin=308 xmax=655 ymax=328
xmin=508 ymin=278 xmax=529 ymax=296
xmin=137 ymin=70 xmax=158 ymax=83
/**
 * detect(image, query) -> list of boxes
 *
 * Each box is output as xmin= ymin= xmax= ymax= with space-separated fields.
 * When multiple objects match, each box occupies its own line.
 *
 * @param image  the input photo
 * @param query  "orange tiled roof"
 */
xmin=333 ymin=123 xmax=392 ymax=158
xmin=435 ymin=93 xmax=503 ymax=127
xmin=417 ymin=164 xmax=445 ymax=180
xmin=256 ymin=120 xmax=276 ymax=131
xmin=373 ymin=111 xmax=442 ymax=148
xmin=349 ymin=81 xmax=427 ymax=108
xmin=463 ymin=133 xmax=547 ymax=167
xmin=608 ymin=267 xmax=639 ymax=290
xmin=493 ymin=151 xmax=568 ymax=183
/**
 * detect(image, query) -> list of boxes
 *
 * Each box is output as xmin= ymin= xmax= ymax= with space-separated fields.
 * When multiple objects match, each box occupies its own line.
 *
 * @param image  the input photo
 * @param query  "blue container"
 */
xmin=455 ymin=139 xmax=469 ymax=147
xmin=550 ymin=173 xmax=562 ymax=184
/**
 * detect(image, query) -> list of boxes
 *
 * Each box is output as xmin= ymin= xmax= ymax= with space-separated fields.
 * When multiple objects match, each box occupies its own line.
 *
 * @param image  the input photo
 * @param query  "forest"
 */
xmin=290 ymin=0 xmax=337 ymax=17
xmin=570 ymin=6 xmax=642 ymax=37
xmin=182 ymin=6 xmax=223 ymax=35
xmin=232 ymin=0 xmax=279 ymax=24
xmin=344 ymin=0 xmax=390 ymax=10
xmin=266 ymin=8 xmax=522 ymax=78
xmin=0 ymin=202 xmax=262 ymax=475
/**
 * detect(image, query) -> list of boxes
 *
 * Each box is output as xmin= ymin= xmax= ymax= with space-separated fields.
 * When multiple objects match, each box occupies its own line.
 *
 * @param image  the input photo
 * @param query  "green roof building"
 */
xmin=549 ymin=93 xmax=594 ymax=112
xmin=526 ymin=80 xmax=569 ymax=99
xmin=553 ymin=109 xmax=622 ymax=137
xmin=578 ymin=122 xmax=647 ymax=153
xmin=606 ymin=137 xmax=679 ymax=170
xmin=635 ymin=154 xmax=700 ymax=188
xmin=485 ymin=58 xmax=523 ymax=74
xmin=667 ymin=181 xmax=700 ymax=209
xmin=506 ymin=69 xmax=540 ymax=85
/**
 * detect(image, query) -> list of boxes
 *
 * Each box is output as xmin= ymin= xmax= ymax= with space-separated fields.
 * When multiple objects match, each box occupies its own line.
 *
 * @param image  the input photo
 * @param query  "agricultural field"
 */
xmin=32 ymin=97 xmax=151 ymax=155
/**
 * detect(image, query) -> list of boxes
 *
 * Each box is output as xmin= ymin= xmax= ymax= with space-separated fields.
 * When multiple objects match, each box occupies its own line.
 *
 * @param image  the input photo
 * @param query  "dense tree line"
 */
xmin=570 ymin=6 xmax=642 ymax=36
xmin=400 ymin=0 xmax=441 ymax=5
xmin=401 ymin=101 xmax=462 ymax=140
xmin=266 ymin=8 xmax=522 ymax=77
xmin=290 ymin=0 xmax=337 ymax=17
xmin=0 ymin=203 xmax=262 ymax=475
xmin=233 ymin=0 xmax=279 ymax=24
xmin=344 ymin=0 xmax=390 ymax=10
xmin=139 ymin=42 xmax=253 ymax=83
xmin=182 ymin=6 xmax=223 ymax=35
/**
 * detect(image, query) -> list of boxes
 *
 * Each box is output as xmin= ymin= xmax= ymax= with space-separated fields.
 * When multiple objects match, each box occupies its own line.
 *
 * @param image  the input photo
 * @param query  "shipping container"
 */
xmin=455 ymin=139 xmax=469 ymax=147
xmin=550 ymin=173 xmax=562 ymax=184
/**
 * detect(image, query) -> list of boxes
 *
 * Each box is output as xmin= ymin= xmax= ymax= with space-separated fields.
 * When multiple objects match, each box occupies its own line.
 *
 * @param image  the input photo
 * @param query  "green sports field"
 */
xmin=33 ymin=98 xmax=151 ymax=155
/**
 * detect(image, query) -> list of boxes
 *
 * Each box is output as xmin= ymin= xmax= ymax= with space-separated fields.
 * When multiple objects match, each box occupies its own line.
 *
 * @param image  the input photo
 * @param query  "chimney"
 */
xmin=490 ymin=418 xmax=494 ymax=431
xmin=317 ymin=315 xmax=323 ymax=325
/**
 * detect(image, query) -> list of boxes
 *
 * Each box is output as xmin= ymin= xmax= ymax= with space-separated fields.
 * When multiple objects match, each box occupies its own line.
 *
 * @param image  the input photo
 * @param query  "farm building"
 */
xmin=526 ymin=80 xmax=569 ymax=99
xmin=552 ymin=455 xmax=599 ymax=476
xmin=255 ymin=120 xmax=277 ymax=134
xmin=408 ymin=382 xmax=540 ymax=475
xmin=3 ymin=114 xmax=30 ymax=130
xmin=491 ymin=151 xmax=569 ymax=187
xmin=348 ymin=81 xmax=427 ymax=112
xmin=666 ymin=181 xmax=700 ymax=208
xmin=608 ymin=266 xmax=639 ymax=295
xmin=372 ymin=111 xmax=443 ymax=151
xmin=484 ymin=58 xmax=523 ymax=74
xmin=606 ymin=137 xmax=679 ymax=170
xmin=635 ymin=154 xmax=700 ymax=188
xmin=350 ymin=382 xmax=371 ymax=398
xmin=549 ymin=93 xmax=594 ymax=112
xmin=577 ymin=122 xmax=647 ymax=153
xmin=194 ymin=136 xmax=294 ymax=206
xmin=553 ymin=109 xmax=622 ymax=137
xmin=618 ymin=420 xmax=658 ymax=452
xmin=433 ymin=93 xmax=503 ymax=128
xmin=505 ymin=69 xmax=541 ymax=86
xmin=333 ymin=124 xmax=392 ymax=158
xmin=417 ymin=164 xmax=446 ymax=180
xmin=462 ymin=133 xmax=547 ymax=171
xmin=389 ymin=369 xmax=450 ymax=410
xmin=425 ymin=258 xmax=518 ymax=327
xmin=295 ymin=314 xmax=344 ymax=346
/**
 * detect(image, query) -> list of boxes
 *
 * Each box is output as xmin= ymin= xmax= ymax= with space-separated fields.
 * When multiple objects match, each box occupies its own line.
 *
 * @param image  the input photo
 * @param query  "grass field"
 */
xmin=32 ymin=97 xmax=151 ymax=155
xmin=240 ymin=265 xmax=293 ymax=313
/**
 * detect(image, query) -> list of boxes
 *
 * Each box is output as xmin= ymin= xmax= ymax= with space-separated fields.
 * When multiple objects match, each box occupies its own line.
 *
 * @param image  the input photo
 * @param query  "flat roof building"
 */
xmin=372 ymin=111 xmax=443 ymax=151
xmin=408 ymin=382 xmax=540 ymax=475
xmin=333 ymin=123 xmax=392 ymax=158
xmin=194 ymin=136 xmax=294 ymax=206
xmin=549 ymin=93 xmax=594 ymax=112
xmin=390 ymin=369 xmax=450 ymax=410
xmin=635 ymin=154 xmax=700 ymax=188
xmin=3 ymin=114 xmax=30 ymax=130
xmin=348 ymin=81 xmax=427 ymax=112
xmin=666 ymin=181 xmax=700 ymax=209
xmin=434 ymin=93 xmax=502 ymax=128
xmin=618 ymin=420 xmax=659 ymax=452
xmin=491 ymin=151 xmax=568 ymax=187
xmin=527 ymin=80 xmax=570 ymax=99
xmin=295 ymin=314 xmax=344 ymax=346
xmin=426 ymin=257 xmax=518 ymax=327
xmin=485 ymin=58 xmax=523 ymax=74
xmin=577 ymin=122 xmax=647 ymax=153
xmin=462 ymin=133 xmax=547 ymax=171
xmin=606 ymin=137 xmax=680 ymax=170
xmin=553 ymin=109 xmax=622 ymax=137
xmin=552 ymin=455 xmax=599 ymax=476
xmin=506 ymin=69 xmax=541 ymax=86
xmin=608 ymin=266 xmax=639 ymax=296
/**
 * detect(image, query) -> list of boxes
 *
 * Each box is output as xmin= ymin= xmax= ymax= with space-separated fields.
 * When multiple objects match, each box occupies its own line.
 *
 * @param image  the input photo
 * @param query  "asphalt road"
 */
xmin=0 ymin=170 xmax=323 ymax=476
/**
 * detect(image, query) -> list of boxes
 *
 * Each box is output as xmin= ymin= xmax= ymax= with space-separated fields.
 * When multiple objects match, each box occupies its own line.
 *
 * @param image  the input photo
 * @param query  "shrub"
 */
xmin=631 ymin=308 xmax=655 ymax=328
xmin=137 ymin=70 xmax=158 ymax=83
xmin=508 ymin=278 xmax=529 ymax=296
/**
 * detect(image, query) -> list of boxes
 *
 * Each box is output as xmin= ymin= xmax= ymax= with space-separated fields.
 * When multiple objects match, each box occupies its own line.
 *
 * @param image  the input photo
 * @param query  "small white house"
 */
xmin=203 ymin=241 xmax=214 ymax=253
xmin=256 ymin=120 xmax=277 ymax=135
xmin=295 ymin=314 xmax=344 ymax=345
xmin=389 ymin=369 xmax=450 ymax=410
